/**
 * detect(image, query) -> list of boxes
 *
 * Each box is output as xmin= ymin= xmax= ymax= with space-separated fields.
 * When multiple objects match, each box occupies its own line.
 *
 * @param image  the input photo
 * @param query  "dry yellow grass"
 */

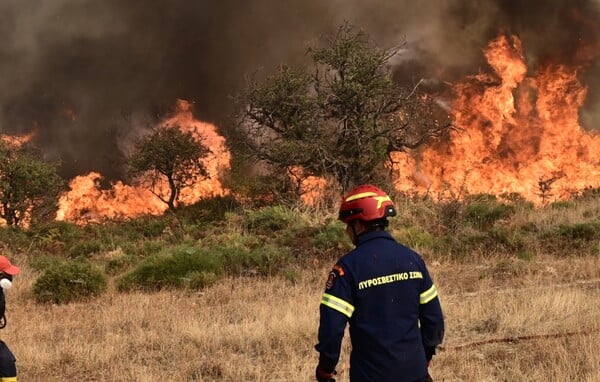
xmin=3 ymin=254 xmax=599 ymax=381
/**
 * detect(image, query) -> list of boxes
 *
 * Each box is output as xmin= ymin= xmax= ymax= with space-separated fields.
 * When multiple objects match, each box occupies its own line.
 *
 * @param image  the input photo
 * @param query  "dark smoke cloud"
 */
xmin=1 ymin=0 xmax=599 ymax=181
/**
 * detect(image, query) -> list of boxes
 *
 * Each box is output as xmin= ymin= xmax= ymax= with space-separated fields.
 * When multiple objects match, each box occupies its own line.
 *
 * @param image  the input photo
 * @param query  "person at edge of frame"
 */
xmin=0 ymin=255 xmax=19 ymax=382
xmin=315 ymin=184 xmax=445 ymax=382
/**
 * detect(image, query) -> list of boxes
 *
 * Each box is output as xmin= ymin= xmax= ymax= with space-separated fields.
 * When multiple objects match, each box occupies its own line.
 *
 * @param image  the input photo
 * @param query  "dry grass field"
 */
xmin=4 ymin=252 xmax=599 ymax=381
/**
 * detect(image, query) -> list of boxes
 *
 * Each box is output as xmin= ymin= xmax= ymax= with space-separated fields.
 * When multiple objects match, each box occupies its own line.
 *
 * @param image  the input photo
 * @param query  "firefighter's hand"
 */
xmin=315 ymin=365 xmax=336 ymax=382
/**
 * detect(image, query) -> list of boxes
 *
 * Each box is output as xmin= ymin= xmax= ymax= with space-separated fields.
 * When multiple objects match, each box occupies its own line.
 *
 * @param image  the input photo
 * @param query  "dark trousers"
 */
xmin=0 ymin=340 xmax=16 ymax=380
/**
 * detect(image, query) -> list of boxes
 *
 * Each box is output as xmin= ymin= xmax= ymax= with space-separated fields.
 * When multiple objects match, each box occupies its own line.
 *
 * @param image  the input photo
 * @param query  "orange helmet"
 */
xmin=338 ymin=184 xmax=397 ymax=223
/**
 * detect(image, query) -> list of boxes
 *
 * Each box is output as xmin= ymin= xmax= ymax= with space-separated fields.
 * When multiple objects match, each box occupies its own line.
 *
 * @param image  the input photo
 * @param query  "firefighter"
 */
xmin=315 ymin=185 xmax=444 ymax=382
xmin=0 ymin=255 xmax=19 ymax=382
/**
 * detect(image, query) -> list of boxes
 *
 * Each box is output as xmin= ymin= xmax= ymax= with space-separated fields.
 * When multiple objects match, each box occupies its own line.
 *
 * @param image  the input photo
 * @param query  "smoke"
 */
xmin=1 ymin=0 xmax=599 ymax=181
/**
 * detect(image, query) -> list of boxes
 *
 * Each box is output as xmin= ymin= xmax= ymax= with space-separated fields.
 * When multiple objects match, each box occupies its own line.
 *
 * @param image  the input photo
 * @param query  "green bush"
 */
xmin=30 ymin=220 xmax=84 ymax=243
xmin=26 ymin=220 xmax=84 ymax=255
xmin=187 ymin=271 xmax=220 ymax=290
xmin=115 ymin=217 xmax=169 ymax=240
xmin=116 ymin=245 xmax=224 ymax=292
xmin=539 ymin=221 xmax=600 ymax=255
xmin=205 ymin=231 xmax=294 ymax=273
xmin=464 ymin=194 xmax=515 ymax=230
xmin=117 ymin=234 xmax=295 ymax=291
xmin=105 ymin=254 xmax=138 ymax=276
xmin=0 ymin=227 xmax=31 ymax=252
xmin=487 ymin=227 xmax=525 ymax=252
xmin=394 ymin=226 xmax=434 ymax=248
xmin=68 ymin=239 xmax=103 ymax=258
xmin=311 ymin=220 xmax=349 ymax=250
xmin=498 ymin=192 xmax=535 ymax=210
xmin=555 ymin=222 xmax=600 ymax=241
xmin=176 ymin=195 xmax=241 ymax=223
xmin=222 ymin=243 xmax=292 ymax=276
xmin=33 ymin=260 xmax=108 ymax=304
xmin=28 ymin=255 xmax=63 ymax=271
xmin=244 ymin=206 xmax=296 ymax=232
xmin=480 ymin=258 xmax=530 ymax=280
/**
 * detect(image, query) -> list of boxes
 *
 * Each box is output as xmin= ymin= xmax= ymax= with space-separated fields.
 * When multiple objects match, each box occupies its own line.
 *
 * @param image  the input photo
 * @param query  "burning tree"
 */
xmin=0 ymin=142 xmax=64 ymax=227
xmin=236 ymin=23 xmax=450 ymax=193
xmin=128 ymin=125 xmax=211 ymax=211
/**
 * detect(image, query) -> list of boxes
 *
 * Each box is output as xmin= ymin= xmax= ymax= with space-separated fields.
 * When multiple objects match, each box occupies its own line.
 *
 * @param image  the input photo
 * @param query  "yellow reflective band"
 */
xmin=420 ymin=285 xmax=438 ymax=304
xmin=346 ymin=191 xmax=378 ymax=202
xmin=345 ymin=192 xmax=391 ymax=209
xmin=0 ymin=377 xmax=17 ymax=382
xmin=321 ymin=293 xmax=355 ymax=318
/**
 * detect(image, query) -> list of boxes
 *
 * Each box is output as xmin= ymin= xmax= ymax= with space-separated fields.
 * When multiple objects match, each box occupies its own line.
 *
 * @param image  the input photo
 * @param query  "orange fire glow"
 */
xmin=56 ymin=100 xmax=231 ymax=224
xmin=393 ymin=34 xmax=600 ymax=203
xmin=288 ymin=166 xmax=328 ymax=206
xmin=1 ymin=132 xmax=35 ymax=147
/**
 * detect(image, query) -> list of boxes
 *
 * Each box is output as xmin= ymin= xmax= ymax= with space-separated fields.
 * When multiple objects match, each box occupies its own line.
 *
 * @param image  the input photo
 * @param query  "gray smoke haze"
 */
xmin=1 ymin=0 xmax=599 ymax=181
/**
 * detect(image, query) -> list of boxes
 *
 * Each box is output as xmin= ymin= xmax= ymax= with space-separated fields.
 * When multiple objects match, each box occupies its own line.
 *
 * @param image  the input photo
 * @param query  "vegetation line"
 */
xmin=439 ymin=329 xmax=600 ymax=352
xmin=451 ymin=278 xmax=600 ymax=298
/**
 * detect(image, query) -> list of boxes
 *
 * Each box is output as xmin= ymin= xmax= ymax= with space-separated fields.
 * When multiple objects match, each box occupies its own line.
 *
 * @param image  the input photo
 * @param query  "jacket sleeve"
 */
xmin=315 ymin=263 xmax=354 ymax=370
xmin=418 ymin=263 xmax=445 ymax=350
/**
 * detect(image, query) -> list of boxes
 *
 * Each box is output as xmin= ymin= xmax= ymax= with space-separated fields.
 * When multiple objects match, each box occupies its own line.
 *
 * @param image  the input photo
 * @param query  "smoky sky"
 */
xmin=1 ymin=0 xmax=599 ymax=181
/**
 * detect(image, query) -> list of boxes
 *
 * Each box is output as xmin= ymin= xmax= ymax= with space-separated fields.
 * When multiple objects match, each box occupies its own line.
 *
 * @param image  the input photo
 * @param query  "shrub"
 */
xmin=464 ymin=194 xmax=515 ymax=230
xmin=498 ymin=192 xmax=535 ymax=210
xmin=68 ymin=239 xmax=103 ymax=258
xmin=480 ymin=258 xmax=530 ymax=280
xmin=394 ymin=226 xmax=434 ymax=249
xmin=187 ymin=271 xmax=220 ymax=290
xmin=222 ymin=243 xmax=292 ymax=276
xmin=487 ymin=227 xmax=524 ymax=252
xmin=539 ymin=221 xmax=600 ymax=255
xmin=243 ymin=206 xmax=296 ymax=232
xmin=176 ymin=195 xmax=241 ymax=223
xmin=116 ymin=216 xmax=169 ymax=240
xmin=0 ymin=226 xmax=31 ymax=252
xmin=116 ymin=245 xmax=224 ymax=292
xmin=33 ymin=260 xmax=108 ymax=304
xmin=105 ymin=254 xmax=138 ymax=276
xmin=311 ymin=220 xmax=349 ymax=251
xmin=30 ymin=220 xmax=84 ymax=243
xmin=438 ymin=199 xmax=464 ymax=233
xmin=28 ymin=255 xmax=63 ymax=271
xmin=556 ymin=222 xmax=600 ymax=241
xmin=26 ymin=220 xmax=84 ymax=254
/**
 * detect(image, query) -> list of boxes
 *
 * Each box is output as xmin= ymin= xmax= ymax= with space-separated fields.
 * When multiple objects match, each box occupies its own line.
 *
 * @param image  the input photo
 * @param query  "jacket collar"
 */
xmin=356 ymin=230 xmax=395 ymax=246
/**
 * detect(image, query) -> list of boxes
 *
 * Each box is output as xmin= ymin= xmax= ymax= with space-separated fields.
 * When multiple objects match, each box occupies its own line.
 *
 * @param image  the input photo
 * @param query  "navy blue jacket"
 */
xmin=316 ymin=231 xmax=444 ymax=382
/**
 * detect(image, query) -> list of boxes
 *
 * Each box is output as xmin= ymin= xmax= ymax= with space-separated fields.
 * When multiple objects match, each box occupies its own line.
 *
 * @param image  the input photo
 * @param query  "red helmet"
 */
xmin=338 ymin=184 xmax=397 ymax=223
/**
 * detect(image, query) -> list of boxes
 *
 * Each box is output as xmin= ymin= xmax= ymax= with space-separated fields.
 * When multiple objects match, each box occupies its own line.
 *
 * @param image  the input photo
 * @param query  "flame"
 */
xmin=160 ymin=99 xmax=231 ymax=204
xmin=55 ymin=172 xmax=165 ymax=224
xmin=1 ymin=132 xmax=35 ymax=147
xmin=393 ymin=34 xmax=600 ymax=203
xmin=57 ymin=100 xmax=231 ymax=224
xmin=288 ymin=166 xmax=328 ymax=206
